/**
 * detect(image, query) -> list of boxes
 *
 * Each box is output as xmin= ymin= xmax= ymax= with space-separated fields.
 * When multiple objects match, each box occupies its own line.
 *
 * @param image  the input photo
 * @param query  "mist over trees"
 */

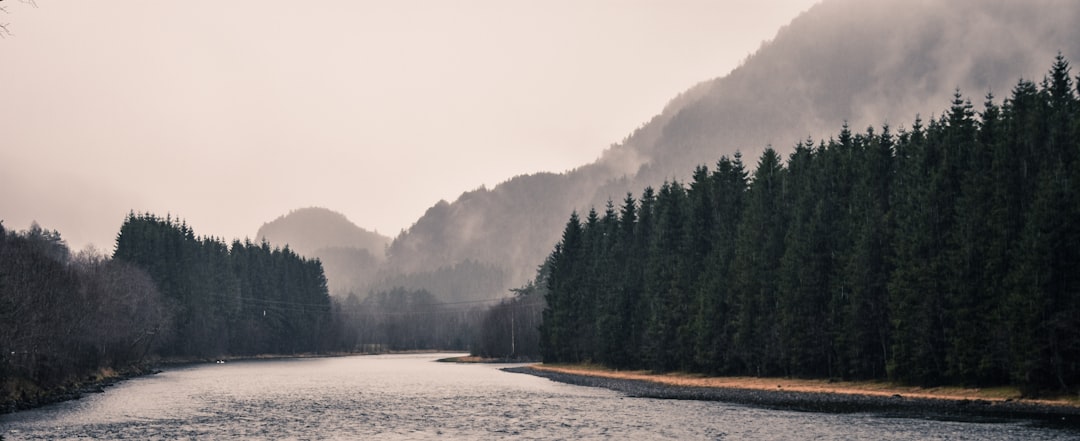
xmin=246 ymin=2 xmax=1080 ymax=357
xmin=472 ymin=280 xmax=545 ymax=360
xmin=255 ymin=208 xmax=508 ymax=351
xmin=8 ymin=1 xmax=1076 ymax=404
xmin=366 ymin=260 xmax=507 ymax=305
xmin=331 ymin=287 xmax=481 ymax=352
xmin=369 ymin=0 xmax=1080 ymax=311
xmin=537 ymin=56 xmax=1080 ymax=395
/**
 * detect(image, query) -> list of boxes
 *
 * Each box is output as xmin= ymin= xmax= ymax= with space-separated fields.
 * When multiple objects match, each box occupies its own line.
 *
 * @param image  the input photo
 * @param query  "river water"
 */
xmin=1 ymin=353 xmax=1075 ymax=440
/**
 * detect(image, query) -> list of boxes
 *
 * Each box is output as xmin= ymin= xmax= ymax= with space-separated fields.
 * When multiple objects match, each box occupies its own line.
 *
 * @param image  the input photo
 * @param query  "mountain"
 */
xmin=618 ymin=0 xmax=1080 ymax=185
xmin=256 ymin=207 xmax=391 ymax=295
xmin=350 ymin=0 xmax=1080 ymax=300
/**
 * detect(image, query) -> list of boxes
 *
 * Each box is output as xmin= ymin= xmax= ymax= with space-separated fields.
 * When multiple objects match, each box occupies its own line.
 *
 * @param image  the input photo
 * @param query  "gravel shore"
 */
xmin=503 ymin=366 xmax=1080 ymax=428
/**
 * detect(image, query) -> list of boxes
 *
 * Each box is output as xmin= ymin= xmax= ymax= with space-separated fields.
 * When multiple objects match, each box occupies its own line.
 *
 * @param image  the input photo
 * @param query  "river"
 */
xmin=1 ymin=353 xmax=1074 ymax=440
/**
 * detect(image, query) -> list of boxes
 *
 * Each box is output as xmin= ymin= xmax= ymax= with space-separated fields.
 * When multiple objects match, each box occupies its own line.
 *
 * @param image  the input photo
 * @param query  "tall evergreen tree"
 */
xmin=731 ymin=148 xmax=788 ymax=376
xmin=540 ymin=212 xmax=585 ymax=363
xmin=842 ymin=126 xmax=894 ymax=380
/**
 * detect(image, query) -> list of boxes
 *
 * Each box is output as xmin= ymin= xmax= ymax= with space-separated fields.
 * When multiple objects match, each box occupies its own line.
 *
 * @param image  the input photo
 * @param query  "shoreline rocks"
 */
xmin=503 ymin=366 xmax=1080 ymax=429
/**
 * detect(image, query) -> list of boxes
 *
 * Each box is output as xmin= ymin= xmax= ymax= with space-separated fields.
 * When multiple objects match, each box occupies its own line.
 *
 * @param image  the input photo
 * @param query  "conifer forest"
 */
xmin=536 ymin=56 xmax=1080 ymax=395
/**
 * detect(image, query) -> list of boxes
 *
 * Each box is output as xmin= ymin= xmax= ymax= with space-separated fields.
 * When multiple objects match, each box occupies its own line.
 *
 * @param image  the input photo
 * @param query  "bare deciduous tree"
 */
xmin=0 ymin=0 xmax=39 ymax=38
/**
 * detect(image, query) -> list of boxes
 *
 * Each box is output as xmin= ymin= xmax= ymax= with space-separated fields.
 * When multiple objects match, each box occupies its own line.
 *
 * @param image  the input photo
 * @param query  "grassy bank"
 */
xmin=1 ymin=364 xmax=157 ymax=414
xmin=506 ymin=364 xmax=1080 ymax=426
xmin=530 ymin=364 xmax=1080 ymax=408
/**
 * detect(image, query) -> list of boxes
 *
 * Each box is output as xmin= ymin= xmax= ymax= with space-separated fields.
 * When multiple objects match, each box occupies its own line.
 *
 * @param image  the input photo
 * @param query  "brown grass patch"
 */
xmin=530 ymin=364 xmax=1080 ymax=407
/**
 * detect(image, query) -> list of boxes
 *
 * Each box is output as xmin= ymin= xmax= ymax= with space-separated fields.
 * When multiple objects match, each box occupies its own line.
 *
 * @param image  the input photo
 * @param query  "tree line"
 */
xmin=112 ymin=213 xmax=334 ymax=357
xmin=471 ymin=279 xmax=545 ymax=360
xmin=332 ymin=286 xmax=482 ymax=352
xmin=3 ymin=208 xmax=511 ymax=407
xmin=1 ymin=222 xmax=170 ymax=401
xmin=537 ymin=55 xmax=1080 ymax=396
xmin=1 ymin=212 xmax=337 ymax=406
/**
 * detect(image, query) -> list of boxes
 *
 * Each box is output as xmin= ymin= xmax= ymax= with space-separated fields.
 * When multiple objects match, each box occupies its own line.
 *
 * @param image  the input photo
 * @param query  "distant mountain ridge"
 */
xmin=256 ymin=207 xmax=390 ymax=258
xmin=256 ymin=207 xmax=390 ymax=295
xmin=273 ymin=0 xmax=1080 ymax=301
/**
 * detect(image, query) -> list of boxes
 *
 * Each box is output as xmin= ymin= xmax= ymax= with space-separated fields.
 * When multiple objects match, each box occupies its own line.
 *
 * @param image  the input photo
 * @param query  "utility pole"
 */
xmin=510 ymin=304 xmax=516 ymax=358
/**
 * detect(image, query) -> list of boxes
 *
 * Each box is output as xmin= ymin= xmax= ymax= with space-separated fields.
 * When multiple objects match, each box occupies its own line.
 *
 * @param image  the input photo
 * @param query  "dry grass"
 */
xmin=92 ymin=367 xmax=118 ymax=382
xmin=531 ymin=364 xmax=1080 ymax=407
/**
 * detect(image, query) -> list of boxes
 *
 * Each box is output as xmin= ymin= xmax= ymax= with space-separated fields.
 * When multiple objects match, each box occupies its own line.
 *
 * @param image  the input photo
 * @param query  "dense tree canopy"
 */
xmin=112 ymin=213 xmax=333 ymax=358
xmin=538 ymin=55 xmax=1080 ymax=396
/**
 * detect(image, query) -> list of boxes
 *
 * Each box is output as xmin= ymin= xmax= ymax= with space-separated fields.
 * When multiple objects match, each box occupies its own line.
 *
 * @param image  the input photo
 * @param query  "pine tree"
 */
xmin=731 ymin=148 xmax=788 ymax=376
xmin=889 ymin=117 xmax=944 ymax=385
xmin=842 ymin=126 xmax=894 ymax=380
xmin=778 ymin=139 xmax=836 ymax=377
xmin=540 ymin=212 xmax=585 ymax=362
xmin=694 ymin=154 xmax=748 ymax=374
xmin=642 ymin=181 xmax=692 ymax=371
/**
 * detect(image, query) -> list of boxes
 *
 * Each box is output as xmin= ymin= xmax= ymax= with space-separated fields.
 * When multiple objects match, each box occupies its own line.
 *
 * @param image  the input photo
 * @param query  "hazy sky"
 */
xmin=1 ymin=0 xmax=818 ymax=252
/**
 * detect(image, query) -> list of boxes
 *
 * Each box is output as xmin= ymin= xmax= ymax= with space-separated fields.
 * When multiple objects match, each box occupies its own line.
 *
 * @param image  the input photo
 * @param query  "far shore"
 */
xmin=148 ymin=349 xmax=472 ymax=367
xmin=435 ymin=355 xmax=538 ymax=364
xmin=505 ymin=364 xmax=1080 ymax=426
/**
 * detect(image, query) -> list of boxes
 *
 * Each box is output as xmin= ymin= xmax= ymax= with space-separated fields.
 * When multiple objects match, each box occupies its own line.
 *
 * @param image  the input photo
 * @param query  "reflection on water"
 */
xmin=1 ymin=353 xmax=1073 ymax=440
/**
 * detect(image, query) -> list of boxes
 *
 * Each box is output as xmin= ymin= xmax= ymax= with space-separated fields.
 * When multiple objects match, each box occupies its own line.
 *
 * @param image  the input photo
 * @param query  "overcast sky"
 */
xmin=1 ymin=0 xmax=818 ymax=252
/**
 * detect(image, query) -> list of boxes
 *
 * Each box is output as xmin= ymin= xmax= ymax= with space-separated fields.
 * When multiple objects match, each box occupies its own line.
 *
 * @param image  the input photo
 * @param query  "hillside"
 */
xmin=257 ymin=207 xmax=390 ymax=257
xmin=256 ymin=207 xmax=390 ymax=295
xmin=619 ymin=0 xmax=1080 ymax=185
xmin=360 ymin=0 xmax=1080 ymax=300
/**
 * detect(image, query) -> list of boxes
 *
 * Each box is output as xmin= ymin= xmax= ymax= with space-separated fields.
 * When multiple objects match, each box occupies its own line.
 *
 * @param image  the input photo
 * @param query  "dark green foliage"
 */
xmin=643 ymin=182 xmax=693 ymax=372
xmin=693 ymin=155 xmax=748 ymax=374
xmin=778 ymin=139 xmax=836 ymax=378
xmin=841 ymin=127 xmax=894 ymax=380
xmin=731 ymin=149 xmax=788 ymax=376
xmin=537 ymin=56 xmax=1080 ymax=396
xmin=2 ymin=215 xmax=337 ymax=403
xmin=113 ymin=213 xmax=331 ymax=358
xmin=539 ymin=212 xmax=587 ymax=363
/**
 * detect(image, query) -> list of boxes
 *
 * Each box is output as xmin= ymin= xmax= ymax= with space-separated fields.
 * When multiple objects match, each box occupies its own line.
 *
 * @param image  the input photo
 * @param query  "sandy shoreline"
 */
xmin=504 ymin=364 xmax=1080 ymax=428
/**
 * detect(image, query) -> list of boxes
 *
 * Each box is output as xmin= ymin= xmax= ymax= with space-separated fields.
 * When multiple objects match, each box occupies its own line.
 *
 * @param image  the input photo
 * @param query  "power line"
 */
xmin=195 ymin=290 xmax=544 ymax=318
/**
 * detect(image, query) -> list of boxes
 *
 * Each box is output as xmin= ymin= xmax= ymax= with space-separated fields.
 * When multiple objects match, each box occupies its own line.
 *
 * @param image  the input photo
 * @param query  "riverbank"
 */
xmin=1 ymin=364 xmax=157 ymax=415
xmin=504 ymin=364 xmax=1080 ymax=427
xmin=1 ymin=350 xmax=448 ymax=415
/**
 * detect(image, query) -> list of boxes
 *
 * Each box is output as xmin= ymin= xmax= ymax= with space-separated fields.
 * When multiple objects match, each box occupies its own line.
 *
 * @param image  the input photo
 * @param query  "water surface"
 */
xmin=1 ymin=353 xmax=1074 ymax=440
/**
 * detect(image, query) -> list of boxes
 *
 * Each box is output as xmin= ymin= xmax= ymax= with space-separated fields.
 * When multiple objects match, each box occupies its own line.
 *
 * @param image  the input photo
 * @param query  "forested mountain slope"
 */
xmin=383 ymin=0 xmax=1080 ymax=299
xmin=538 ymin=54 xmax=1080 ymax=394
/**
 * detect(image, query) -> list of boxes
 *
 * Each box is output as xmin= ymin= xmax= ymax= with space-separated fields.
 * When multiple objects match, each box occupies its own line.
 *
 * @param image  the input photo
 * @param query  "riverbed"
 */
xmin=1 ymin=353 xmax=1074 ymax=440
